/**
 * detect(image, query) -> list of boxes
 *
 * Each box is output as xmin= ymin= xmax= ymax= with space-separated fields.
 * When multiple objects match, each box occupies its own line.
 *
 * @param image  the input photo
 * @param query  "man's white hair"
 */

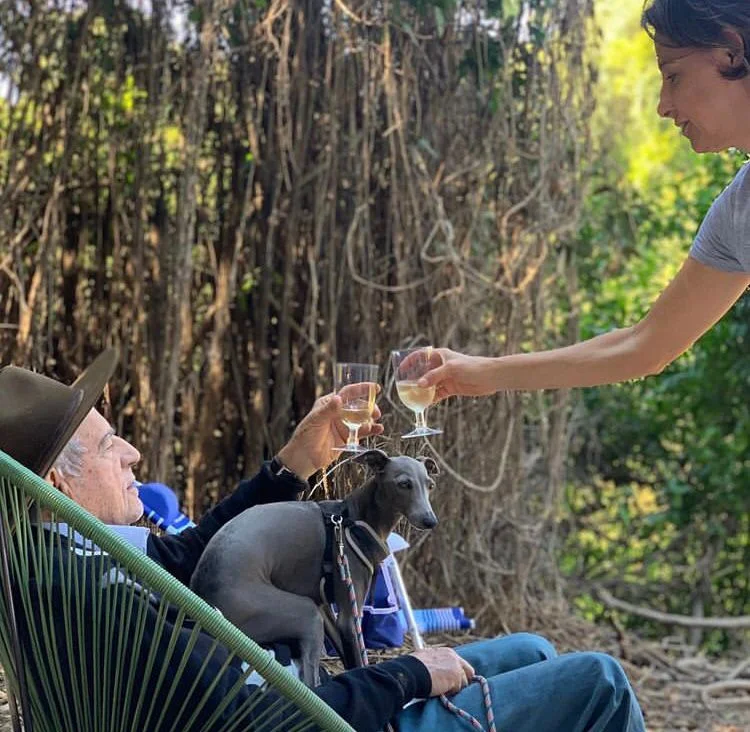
xmin=52 ymin=436 xmax=87 ymax=478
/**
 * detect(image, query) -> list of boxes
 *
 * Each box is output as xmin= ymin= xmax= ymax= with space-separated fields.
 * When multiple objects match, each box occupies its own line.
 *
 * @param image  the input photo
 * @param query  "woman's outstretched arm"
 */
xmin=421 ymin=257 xmax=750 ymax=399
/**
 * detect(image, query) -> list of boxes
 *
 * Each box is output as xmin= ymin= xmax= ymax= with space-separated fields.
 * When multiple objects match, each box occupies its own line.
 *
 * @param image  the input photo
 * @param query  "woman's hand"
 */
xmin=417 ymin=349 xmax=499 ymax=402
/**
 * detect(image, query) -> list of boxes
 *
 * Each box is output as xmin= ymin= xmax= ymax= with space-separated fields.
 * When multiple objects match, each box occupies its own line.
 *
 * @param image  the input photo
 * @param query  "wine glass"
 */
xmin=391 ymin=347 xmax=443 ymax=439
xmin=333 ymin=362 xmax=380 ymax=453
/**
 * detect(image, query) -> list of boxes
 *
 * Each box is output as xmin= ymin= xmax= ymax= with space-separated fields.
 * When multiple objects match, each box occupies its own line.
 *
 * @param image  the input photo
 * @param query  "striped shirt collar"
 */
xmin=43 ymin=522 xmax=150 ymax=555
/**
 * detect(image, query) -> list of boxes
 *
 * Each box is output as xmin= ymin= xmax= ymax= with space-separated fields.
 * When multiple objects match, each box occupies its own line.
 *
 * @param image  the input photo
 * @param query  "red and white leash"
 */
xmin=439 ymin=676 xmax=496 ymax=732
xmin=332 ymin=515 xmax=369 ymax=666
xmin=332 ymin=515 xmax=496 ymax=732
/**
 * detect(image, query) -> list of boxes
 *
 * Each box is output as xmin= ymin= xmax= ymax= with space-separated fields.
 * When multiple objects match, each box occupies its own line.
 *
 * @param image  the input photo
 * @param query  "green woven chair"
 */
xmin=0 ymin=450 xmax=354 ymax=732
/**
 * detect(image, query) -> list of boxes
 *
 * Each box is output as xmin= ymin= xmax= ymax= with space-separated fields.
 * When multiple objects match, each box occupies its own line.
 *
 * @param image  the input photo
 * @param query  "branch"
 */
xmin=675 ymin=680 xmax=750 ymax=707
xmin=596 ymin=587 xmax=750 ymax=629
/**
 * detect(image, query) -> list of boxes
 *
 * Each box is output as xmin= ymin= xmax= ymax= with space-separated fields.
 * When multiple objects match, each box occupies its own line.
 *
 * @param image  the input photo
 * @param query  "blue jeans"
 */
xmin=396 ymin=633 xmax=645 ymax=732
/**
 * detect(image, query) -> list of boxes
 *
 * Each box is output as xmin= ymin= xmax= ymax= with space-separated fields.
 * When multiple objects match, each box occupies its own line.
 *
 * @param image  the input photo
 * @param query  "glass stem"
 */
xmin=414 ymin=410 xmax=427 ymax=430
xmin=348 ymin=425 xmax=360 ymax=447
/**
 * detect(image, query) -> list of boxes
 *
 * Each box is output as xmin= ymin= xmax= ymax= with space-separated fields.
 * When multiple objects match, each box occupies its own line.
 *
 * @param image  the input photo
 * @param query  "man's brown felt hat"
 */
xmin=0 ymin=349 xmax=118 ymax=477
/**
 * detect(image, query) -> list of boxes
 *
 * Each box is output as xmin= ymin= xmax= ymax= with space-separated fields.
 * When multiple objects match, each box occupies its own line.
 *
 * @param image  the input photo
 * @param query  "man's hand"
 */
xmin=409 ymin=647 xmax=475 ymax=697
xmin=277 ymin=393 xmax=384 ymax=480
xmin=417 ymin=349 xmax=498 ymax=403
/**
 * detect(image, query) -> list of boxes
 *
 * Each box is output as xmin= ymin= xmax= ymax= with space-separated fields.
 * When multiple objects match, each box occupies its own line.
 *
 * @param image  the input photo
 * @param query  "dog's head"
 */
xmin=355 ymin=449 xmax=439 ymax=530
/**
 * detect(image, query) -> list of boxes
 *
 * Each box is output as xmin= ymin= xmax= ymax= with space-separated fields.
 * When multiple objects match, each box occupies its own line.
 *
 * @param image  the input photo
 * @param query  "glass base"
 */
xmin=332 ymin=443 xmax=370 ymax=453
xmin=401 ymin=426 xmax=443 ymax=439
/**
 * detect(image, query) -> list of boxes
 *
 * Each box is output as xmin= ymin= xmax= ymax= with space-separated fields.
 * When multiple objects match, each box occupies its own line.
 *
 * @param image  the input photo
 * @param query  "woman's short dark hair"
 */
xmin=641 ymin=0 xmax=750 ymax=79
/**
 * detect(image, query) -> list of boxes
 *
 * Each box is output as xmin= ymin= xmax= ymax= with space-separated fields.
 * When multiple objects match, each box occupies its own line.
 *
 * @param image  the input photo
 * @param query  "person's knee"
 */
xmin=579 ymin=652 xmax=635 ymax=706
xmin=555 ymin=652 xmax=643 ymax=730
xmin=454 ymin=632 xmax=557 ymax=676
xmin=502 ymin=632 xmax=557 ymax=663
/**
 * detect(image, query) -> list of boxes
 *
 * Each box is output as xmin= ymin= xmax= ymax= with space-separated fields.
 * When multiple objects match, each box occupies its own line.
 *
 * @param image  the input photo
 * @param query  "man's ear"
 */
xmin=47 ymin=468 xmax=73 ymax=498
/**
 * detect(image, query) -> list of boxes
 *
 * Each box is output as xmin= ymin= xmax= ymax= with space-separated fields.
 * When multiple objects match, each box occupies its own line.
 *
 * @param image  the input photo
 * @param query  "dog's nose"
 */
xmin=421 ymin=515 xmax=438 ymax=530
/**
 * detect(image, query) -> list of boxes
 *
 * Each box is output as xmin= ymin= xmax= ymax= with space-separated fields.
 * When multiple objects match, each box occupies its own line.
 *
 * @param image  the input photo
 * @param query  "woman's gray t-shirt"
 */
xmin=690 ymin=162 xmax=750 ymax=272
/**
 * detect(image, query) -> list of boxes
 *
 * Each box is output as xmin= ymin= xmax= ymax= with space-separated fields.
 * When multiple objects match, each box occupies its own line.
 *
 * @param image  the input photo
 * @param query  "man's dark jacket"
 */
xmin=24 ymin=462 xmax=430 ymax=731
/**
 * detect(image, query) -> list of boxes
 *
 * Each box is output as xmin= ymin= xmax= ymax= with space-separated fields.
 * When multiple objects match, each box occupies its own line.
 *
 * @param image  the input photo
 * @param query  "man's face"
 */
xmin=51 ymin=409 xmax=143 ymax=525
xmin=655 ymin=40 xmax=750 ymax=153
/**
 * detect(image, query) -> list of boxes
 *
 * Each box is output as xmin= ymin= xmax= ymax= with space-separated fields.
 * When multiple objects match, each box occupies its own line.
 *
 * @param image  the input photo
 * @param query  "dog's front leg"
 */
xmin=335 ymin=610 xmax=365 ymax=670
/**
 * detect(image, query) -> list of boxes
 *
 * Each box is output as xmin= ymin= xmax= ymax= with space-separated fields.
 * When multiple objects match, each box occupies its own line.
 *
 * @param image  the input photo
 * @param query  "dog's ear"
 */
xmin=419 ymin=456 xmax=440 ymax=477
xmin=355 ymin=448 xmax=390 ymax=473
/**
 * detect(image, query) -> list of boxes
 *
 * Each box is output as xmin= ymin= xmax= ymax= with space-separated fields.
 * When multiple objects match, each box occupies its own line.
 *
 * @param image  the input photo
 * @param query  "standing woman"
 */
xmin=421 ymin=0 xmax=750 ymax=400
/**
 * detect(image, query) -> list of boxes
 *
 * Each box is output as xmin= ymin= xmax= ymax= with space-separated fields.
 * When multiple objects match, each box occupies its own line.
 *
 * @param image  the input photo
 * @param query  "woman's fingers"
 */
xmin=434 ymin=383 xmax=452 ymax=403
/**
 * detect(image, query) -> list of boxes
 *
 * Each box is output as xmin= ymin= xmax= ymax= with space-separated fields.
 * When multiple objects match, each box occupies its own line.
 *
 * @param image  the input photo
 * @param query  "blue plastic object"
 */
xmin=136 ymin=481 xmax=196 ymax=535
xmin=361 ymin=561 xmax=404 ymax=648
xmin=400 ymin=607 xmax=475 ymax=635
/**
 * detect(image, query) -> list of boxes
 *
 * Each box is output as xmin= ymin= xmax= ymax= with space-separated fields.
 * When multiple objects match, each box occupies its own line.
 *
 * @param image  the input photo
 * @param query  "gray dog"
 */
xmin=190 ymin=449 xmax=438 ymax=687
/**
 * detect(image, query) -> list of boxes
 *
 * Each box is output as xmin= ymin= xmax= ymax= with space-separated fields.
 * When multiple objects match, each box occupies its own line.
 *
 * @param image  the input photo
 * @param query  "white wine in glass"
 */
xmin=391 ymin=347 xmax=443 ymax=439
xmin=333 ymin=362 xmax=379 ymax=453
xmin=396 ymin=380 xmax=436 ymax=412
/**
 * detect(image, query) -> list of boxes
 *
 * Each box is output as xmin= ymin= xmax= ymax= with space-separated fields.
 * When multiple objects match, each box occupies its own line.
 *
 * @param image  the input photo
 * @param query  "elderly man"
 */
xmin=0 ymin=350 xmax=645 ymax=732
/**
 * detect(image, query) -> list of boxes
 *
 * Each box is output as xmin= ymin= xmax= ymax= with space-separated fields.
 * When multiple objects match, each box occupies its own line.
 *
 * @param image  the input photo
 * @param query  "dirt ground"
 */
xmin=1 ymin=616 xmax=748 ymax=731
xmin=537 ymin=616 xmax=750 ymax=732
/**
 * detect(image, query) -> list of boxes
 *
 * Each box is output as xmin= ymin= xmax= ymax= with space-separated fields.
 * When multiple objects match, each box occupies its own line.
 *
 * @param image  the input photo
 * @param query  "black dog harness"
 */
xmin=318 ymin=503 xmax=390 ymax=606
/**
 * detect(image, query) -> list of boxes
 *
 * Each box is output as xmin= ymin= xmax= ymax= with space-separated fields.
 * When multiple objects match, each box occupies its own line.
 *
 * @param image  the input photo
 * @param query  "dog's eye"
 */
xmin=398 ymin=480 xmax=412 ymax=490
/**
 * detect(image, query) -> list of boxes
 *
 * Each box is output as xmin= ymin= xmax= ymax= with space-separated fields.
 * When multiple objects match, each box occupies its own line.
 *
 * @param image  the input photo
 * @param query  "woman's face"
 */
xmin=656 ymin=40 xmax=750 ymax=153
